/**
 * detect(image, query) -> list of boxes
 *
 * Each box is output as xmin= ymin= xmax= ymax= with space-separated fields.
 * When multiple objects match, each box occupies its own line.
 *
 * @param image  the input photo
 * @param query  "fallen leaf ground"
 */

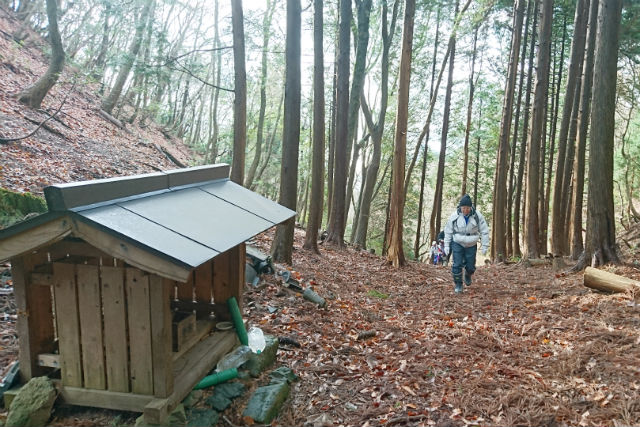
xmin=1 ymin=229 xmax=640 ymax=426
xmin=228 ymin=228 xmax=640 ymax=427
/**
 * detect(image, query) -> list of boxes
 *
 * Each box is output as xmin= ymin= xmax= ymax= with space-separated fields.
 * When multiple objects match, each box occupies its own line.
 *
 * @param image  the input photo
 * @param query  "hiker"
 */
xmin=443 ymin=194 xmax=490 ymax=294
xmin=430 ymin=241 xmax=446 ymax=265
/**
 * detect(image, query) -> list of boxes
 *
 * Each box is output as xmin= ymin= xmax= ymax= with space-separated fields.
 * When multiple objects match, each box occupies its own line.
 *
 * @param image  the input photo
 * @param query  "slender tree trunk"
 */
xmin=245 ymin=0 xmax=275 ymax=189
xmin=101 ymin=0 xmax=153 ymax=115
xmin=18 ymin=0 xmax=65 ymax=109
xmin=386 ymin=0 xmax=415 ymax=267
xmin=429 ymin=0 xmax=460 ymax=247
xmin=90 ymin=0 xmax=111 ymax=82
xmin=405 ymin=0 xmax=471 ymax=200
xmin=414 ymin=3 xmax=441 ymax=259
xmin=561 ymin=1 xmax=590 ymax=253
xmin=573 ymin=0 xmax=622 ymax=270
xmin=303 ymin=0 xmax=325 ymax=253
xmin=344 ymin=0 xmax=372 ymax=227
xmin=326 ymin=0 xmax=351 ymax=247
xmin=352 ymin=0 xmax=398 ymax=249
xmin=207 ymin=0 xmax=222 ymax=163
xmin=551 ymin=0 xmax=588 ymax=256
xmin=253 ymin=94 xmax=284 ymax=190
xmin=271 ymin=0 xmax=301 ymax=264
xmin=231 ymin=0 xmax=247 ymax=185
xmin=473 ymin=102 xmax=482 ymax=206
xmin=492 ymin=0 xmax=525 ymax=262
xmin=461 ymin=25 xmax=479 ymax=197
xmin=514 ymin=0 xmax=538 ymax=258
xmin=524 ymin=0 xmax=553 ymax=259
xmin=326 ymin=19 xmax=339 ymax=232
xmin=507 ymin=0 xmax=533 ymax=258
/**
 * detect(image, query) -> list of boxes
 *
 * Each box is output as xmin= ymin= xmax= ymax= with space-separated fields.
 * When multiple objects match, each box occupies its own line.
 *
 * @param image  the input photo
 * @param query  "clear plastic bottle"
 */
xmin=216 ymin=345 xmax=253 ymax=371
xmin=247 ymin=327 xmax=266 ymax=354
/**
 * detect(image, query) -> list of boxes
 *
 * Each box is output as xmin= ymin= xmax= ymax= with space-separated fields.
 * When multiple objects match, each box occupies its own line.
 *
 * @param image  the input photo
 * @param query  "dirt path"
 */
xmin=1 ymin=229 xmax=639 ymax=426
xmin=232 ymin=229 xmax=640 ymax=427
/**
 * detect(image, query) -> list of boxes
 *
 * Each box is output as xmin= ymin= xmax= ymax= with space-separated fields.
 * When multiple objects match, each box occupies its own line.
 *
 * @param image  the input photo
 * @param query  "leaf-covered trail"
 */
xmin=237 ymin=229 xmax=640 ymax=427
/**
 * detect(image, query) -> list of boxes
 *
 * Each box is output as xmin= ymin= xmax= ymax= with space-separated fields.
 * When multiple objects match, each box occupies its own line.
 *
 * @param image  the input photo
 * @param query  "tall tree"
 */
xmin=514 ymin=0 xmax=539 ymax=258
xmin=206 ymin=0 xmax=222 ymax=163
xmin=570 ymin=0 xmax=599 ymax=259
xmin=344 ymin=0 xmax=372 ymax=226
xmin=386 ymin=0 xmax=415 ymax=267
xmin=574 ymin=0 xmax=623 ymax=269
xmin=271 ymin=0 xmax=301 ymax=263
xmin=230 ymin=0 xmax=247 ymax=185
xmin=429 ymin=0 xmax=460 ymax=246
xmin=507 ymin=0 xmax=533 ymax=258
xmin=550 ymin=0 xmax=589 ymax=257
xmin=492 ymin=0 xmax=526 ymax=262
xmin=101 ymin=0 xmax=153 ymax=115
xmin=246 ymin=0 xmax=276 ymax=189
xmin=406 ymin=0 xmax=471 ymax=201
xmin=303 ymin=0 xmax=325 ymax=253
xmin=326 ymin=0 xmax=351 ymax=247
xmin=461 ymin=23 xmax=480 ymax=197
xmin=18 ymin=0 xmax=65 ymax=109
xmin=354 ymin=0 xmax=399 ymax=250
xmin=414 ymin=3 xmax=441 ymax=259
xmin=524 ymin=0 xmax=553 ymax=259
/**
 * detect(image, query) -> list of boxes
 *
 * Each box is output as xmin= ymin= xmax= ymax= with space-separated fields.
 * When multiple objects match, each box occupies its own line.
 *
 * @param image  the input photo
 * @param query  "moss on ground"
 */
xmin=0 ymin=188 xmax=47 ymax=229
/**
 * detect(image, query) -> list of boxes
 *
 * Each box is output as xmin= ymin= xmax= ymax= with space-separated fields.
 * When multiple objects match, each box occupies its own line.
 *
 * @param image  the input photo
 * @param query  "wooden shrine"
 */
xmin=0 ymin=164 xmax=294 ymax=423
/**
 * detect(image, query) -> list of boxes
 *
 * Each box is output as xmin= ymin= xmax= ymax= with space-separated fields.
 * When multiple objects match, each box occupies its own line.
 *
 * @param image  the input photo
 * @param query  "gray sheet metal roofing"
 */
xmin=75 ymin=179 xmax=295 ymax=268
xmin=0 ymin=165 xmax=295 ymax=269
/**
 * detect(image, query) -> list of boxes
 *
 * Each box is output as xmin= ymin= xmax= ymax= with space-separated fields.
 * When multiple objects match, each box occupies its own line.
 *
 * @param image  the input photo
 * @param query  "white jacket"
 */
xmin=443 ymin=207 xmax=490 ymax=253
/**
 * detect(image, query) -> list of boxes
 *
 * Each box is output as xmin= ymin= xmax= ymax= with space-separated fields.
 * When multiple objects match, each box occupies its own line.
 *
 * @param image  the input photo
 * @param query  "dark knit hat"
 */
xmin=459 ymin=194 xmax=473 ymax=207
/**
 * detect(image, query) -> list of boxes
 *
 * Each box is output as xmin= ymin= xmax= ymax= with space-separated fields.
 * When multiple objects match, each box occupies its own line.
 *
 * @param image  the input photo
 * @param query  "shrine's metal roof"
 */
xmin=0 ymin=164 xmax=295 ymax=276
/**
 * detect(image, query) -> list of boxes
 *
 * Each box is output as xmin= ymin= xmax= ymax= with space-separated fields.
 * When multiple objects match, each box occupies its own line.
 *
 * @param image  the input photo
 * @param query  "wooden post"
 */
xmin=53 ymin=262 xmax=83 ymax=387
xmin=11 ymin=252 xmax=54 ymax=382
xmin=12 ymin=252 xmax=55 ymax=382
xmin=126 ymin=268 xmax=154 ymax=395
xmin=212 ymin=243 xmax=246 ymax=319
xmin=150 ymin=276 xmax=173 ymax=398
xmin=77 ymin=264 xmax=106 ymax=390
xmin=584 ymin=266 xmax=640 ymax=293
xmin=101 ymin=266 xmax=129 ymax=392
xmin=194 ymin=261 xmax=213 ymax=319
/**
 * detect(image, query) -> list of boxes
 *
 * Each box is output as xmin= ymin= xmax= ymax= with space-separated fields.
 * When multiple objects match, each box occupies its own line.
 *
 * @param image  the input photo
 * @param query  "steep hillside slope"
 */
xmin=0 ymin=6 xmax=197 ymax=197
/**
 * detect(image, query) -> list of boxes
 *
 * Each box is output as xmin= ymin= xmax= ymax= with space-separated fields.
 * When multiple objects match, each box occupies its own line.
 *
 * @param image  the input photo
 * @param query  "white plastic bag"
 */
xmin=247 ymin=326 xmax=266 ymax=354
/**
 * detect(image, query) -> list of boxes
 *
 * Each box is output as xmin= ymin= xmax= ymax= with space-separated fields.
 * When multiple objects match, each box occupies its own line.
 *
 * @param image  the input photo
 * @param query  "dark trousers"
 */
xmin=451 ymin=242 xmax=477 ymax=285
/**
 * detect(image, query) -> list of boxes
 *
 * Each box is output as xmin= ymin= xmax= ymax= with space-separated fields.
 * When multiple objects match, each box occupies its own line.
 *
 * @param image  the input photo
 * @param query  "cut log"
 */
xmin=584 ymin=267 xmax=640 ymax=293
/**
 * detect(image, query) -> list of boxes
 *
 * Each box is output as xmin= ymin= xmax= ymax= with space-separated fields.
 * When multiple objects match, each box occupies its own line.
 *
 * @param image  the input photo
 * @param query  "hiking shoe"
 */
xmin=464 ymin=271 xmax=472 ymax=286
xmin=454 ymin=284 xmax=463 ymax=294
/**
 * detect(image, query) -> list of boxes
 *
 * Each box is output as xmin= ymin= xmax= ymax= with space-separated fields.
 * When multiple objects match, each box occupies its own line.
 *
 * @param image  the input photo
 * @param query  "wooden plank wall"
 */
xmin=101 ymin=266 xmax=129 ymax=392
xmin=150 ymin=276 xmax=173 ymax=398
xmin=48 ymin=261 xmax=160 ymax=396
xmin=126 ymin=268 xmax=153 ymax=395
xmin=212 ymin=243 xmax=246 ymax=318
xmin=53 ymin=263 xmax=83 ymax=387
xmin=12 ymin=252 xmax=55 ymax=382
xmin=173 ymin=259 xmax=215 ymax=319
xmin=77 ymin=264 xmax=106 ymax=390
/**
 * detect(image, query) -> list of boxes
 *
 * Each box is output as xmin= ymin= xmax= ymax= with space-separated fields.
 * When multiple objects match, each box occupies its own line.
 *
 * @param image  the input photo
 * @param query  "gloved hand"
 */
xmin=444 ymin=246 xmax=450 ymax=257
xmin=481 ymin=247 xmax=488 ymax=256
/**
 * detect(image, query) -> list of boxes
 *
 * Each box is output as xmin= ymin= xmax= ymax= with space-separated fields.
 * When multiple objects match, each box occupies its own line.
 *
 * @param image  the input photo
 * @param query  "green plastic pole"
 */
xmin=227 ymin=296 xmax=248 ymax=345
xmin=193 ymin=368 xmax=238 ymax=390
